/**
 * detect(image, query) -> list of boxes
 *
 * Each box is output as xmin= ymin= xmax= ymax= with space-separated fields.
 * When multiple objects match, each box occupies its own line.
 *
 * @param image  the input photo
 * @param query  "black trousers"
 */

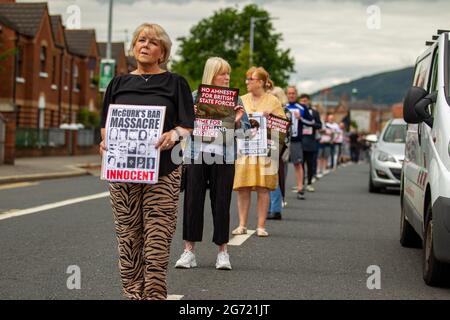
xmin=183 ymin=161 xmax=235 ymax=246
xmin=350 ymin=147 xmax=360 ymax=163
xmin=303 ymin=150 xmax=315 ymax=185
xmin=278 ymin=158 xmax=286 ymax=200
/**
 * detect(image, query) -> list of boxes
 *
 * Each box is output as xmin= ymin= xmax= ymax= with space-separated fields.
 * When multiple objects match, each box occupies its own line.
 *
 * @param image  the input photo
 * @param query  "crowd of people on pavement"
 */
xmin=99 ymin=22 xmax=369 ymax=300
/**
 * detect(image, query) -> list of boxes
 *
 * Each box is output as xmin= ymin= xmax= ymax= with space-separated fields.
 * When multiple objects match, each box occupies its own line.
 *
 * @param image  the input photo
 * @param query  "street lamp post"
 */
xmin=249 ymin=16 xmax=278 ymax=67
xmin=106 ymin=0 xmax=114 ymax=60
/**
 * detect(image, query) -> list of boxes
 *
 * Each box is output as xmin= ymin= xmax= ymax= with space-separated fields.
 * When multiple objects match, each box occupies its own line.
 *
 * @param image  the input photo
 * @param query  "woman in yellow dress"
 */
xmin=232 ymin=67 xmax=286 ymax=237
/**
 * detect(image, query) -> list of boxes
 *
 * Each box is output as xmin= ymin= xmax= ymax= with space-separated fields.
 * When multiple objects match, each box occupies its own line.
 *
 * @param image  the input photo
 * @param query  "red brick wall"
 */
xmin=2 ymin=10 xmax=103 ymax=130
xmin=0 ymin=25 xmax=15 ymax=103
xmin=117 ymin=51 xmax=128 ymax=75
xmin=31 ymin=13 xmax=58 ymax=128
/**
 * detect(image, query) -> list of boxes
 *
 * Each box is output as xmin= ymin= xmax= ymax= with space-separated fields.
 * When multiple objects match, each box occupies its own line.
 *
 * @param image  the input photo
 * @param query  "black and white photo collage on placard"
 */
xmin=107 ymin=127 xmax=158 ymax=170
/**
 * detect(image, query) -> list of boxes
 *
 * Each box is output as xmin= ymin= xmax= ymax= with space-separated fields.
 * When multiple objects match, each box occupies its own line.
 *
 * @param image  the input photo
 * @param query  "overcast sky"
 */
xmin=19 ymin=0 xmax=450 ymax=93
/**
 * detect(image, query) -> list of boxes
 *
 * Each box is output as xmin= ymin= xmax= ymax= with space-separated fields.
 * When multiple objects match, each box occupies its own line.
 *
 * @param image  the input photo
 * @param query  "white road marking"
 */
xmin=0 ymin=191 xmax=110 ymax=221
xmin=227 ymin=229 xmax=255 ymax=246
xmin=167 ymin=294 xmax=184 ymax=300
xmin=0 ymin=182 xmax=39 ymax=190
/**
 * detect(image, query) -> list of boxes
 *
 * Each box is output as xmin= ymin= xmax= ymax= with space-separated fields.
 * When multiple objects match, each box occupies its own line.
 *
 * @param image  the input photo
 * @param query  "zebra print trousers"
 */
xmin=109 ymin=166 xmax=181 ymax=300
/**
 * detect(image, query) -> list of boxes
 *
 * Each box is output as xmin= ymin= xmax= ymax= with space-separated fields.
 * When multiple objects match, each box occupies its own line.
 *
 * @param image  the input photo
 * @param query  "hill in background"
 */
xmin=313 ymin=67 xmax=414 ymax=105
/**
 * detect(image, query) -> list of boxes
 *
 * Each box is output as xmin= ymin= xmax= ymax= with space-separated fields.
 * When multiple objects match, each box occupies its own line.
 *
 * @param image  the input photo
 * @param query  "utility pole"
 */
xmin=100 ymin=0 xmax=116 ymax=93
xmin=106 ymin=0 xmax=113 ymax=60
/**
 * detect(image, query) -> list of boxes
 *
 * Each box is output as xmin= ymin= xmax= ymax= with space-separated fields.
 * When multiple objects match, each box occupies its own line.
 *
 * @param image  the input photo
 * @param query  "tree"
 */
xmin=77 ymin=108 xmax=100 ymax=129
xmin=171 ymin=4 xmax=294 ymax=94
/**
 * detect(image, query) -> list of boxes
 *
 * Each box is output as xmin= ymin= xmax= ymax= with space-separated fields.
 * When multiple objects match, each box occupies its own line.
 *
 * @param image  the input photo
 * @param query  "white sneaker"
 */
xmin=216 ymin=251 xmax=232 ymax=270
xmin=175 ymin=250 xmax=197 ymax=269
xmin=316 ymin=173 xmax=323 ymax=178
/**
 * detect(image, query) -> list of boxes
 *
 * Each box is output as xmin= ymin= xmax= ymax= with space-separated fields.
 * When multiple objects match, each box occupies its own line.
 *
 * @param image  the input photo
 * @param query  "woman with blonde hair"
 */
xmin=100 ymin=23 xmax=195 ymax=300
xmin=175 ymin=57 xmax=250 ymax=270
xmin=232 ymin=67 xmax=287 ymax=237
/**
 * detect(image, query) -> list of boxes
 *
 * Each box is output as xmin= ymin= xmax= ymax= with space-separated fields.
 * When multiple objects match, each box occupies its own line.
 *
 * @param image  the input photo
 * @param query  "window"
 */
xmin=429 ymin=49 xmax=439 ymax=116
xmin=73 ymin=63 xmax=79 ymax=90
xmin=383 ymin=124 xmax=407 ymax=143
xmin=413 ymin=52 xmax=433 ymax=90
xmin=16 ymin=46 xmax=24 ymax=78
xmin=40 ymin=46 xmax=47 ymax=73
xmin=447 ymin=40 xmax=450 ymax=100
xmin=64 ymin=59 xmax=69 ymax=88
xmin=88 ymin=57 xmax=97 ymax=86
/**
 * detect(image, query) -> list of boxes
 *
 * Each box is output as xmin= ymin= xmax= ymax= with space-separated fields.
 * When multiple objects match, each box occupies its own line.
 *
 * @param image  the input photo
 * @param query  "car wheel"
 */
xmin=423 ymin=202 xmax=450 ymax=286
xmin=369 ymin=172 xmax=380 ymax=193
xmin=399 ymin=194 xmax=421 ymax=248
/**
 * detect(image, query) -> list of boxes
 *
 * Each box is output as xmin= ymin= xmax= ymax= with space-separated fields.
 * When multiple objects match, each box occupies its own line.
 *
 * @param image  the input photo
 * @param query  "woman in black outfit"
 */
xmin=100 ymin=23 xmax=195 ymax=300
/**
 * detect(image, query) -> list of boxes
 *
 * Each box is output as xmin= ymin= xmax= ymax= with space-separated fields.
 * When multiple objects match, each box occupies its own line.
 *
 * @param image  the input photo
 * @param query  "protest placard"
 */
xmin=237 ymin=112 xmax=268 ymax=156
xmin=193 ymin=84 xmax=239 ymax=141
xmin=101 ymin=104 xmax=166 ymax=184
xmin=266 ymin=113 xmax=290 ymax=153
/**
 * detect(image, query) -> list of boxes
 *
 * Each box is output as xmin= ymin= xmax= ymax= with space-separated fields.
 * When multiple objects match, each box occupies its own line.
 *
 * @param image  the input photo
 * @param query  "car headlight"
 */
xmin=377 ymin=151 xmax=396 ymax=162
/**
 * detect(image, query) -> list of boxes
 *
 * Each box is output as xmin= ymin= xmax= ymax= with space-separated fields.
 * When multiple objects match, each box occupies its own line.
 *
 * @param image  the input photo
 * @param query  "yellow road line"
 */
xmin=0 ymin=182 xmax=39 ymax=191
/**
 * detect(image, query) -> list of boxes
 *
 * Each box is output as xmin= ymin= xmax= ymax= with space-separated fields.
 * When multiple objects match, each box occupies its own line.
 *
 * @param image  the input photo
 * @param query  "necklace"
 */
xmin=139 ymin=74 xmax=154 ymax=82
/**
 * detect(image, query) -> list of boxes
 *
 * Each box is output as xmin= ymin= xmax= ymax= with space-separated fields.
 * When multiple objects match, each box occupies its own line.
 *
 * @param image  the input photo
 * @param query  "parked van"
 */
xmin=401 ymin=30 xmax=450 ymax=286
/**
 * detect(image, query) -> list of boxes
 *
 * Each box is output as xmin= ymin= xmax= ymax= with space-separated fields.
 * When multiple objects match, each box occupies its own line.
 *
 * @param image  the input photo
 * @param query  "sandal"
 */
xmin=232 ymin=226 xmax=247 ymax=235
xmin=256 ymin=228 xmax=269 ymax=237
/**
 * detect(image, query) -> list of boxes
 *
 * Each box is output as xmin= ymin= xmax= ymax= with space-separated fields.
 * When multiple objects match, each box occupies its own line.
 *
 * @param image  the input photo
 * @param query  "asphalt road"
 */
xmin=1 ymin=163 xmax=449 ymax=300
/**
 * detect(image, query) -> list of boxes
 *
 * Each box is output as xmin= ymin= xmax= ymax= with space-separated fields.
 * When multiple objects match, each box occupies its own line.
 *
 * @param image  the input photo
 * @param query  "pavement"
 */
xmin=0 ymin=154 xmax=102 ymax=184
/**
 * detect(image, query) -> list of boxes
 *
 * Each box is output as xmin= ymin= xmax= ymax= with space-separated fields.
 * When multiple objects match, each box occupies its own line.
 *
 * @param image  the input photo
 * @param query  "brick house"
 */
xmin=0 ymin=1 xmax=101 ymax=161
xmin=64 ymin=29 xmax=100 ymax=119
xmin=0 ymin=1 xmax=57 ymax=162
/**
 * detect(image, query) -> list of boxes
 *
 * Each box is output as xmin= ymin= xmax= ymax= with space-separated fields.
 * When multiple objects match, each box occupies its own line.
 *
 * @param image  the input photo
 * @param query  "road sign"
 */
xmin=99 ymin=59 xmax=116 ymax=92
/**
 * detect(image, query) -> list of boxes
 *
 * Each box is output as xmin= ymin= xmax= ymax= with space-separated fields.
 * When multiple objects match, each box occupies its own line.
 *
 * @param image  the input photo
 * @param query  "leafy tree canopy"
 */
xmin=171 ymin=4 xmax=295 ymax=95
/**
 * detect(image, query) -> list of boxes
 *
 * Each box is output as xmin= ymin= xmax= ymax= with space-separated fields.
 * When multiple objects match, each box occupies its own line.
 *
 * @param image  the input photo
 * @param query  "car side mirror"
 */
xmin=403 ymin=86 xmax=436 ymax=127
xmin=365 ymin=134 xmax=378 ymax=144
xmin=414 ymin=91 xmax=436 ymax=127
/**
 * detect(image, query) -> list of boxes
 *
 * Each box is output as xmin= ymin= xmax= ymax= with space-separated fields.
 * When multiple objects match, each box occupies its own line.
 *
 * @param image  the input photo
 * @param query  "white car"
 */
xmin=369 ymin=118 xmax=407 ymax=193
xmin=401 ymin=30 xmax=450 ymax=286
